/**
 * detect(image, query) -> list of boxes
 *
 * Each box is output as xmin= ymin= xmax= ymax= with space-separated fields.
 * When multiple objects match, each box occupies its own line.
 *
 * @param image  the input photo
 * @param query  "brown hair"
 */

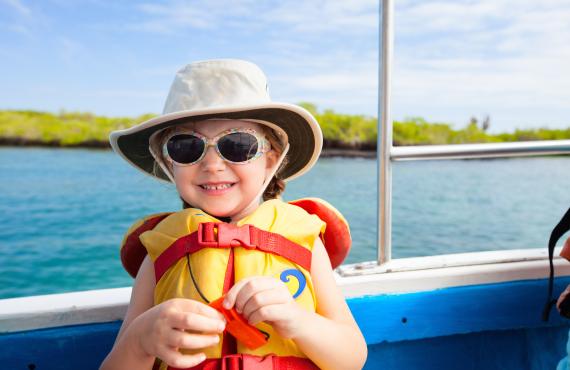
xmin=261 ymin=125 xmax=287 ymax=201
xmin=149 ymin=121 xmax=287 ymax=208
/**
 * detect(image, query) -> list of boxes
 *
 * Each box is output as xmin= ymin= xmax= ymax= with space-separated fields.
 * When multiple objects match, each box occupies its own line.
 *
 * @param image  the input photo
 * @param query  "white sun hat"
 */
xmin=109 ymin=59 xmax=323 ymax=182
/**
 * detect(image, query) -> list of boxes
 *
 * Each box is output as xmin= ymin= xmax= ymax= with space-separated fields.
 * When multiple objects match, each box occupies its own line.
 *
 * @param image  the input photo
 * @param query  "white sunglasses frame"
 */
xmin=162 ymin=127 xmax=271 ymax=166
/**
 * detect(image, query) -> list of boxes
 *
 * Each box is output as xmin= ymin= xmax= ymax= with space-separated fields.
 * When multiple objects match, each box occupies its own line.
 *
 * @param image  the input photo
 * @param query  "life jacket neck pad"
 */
xmin=120 ymin=198 xmax=351 ymax=278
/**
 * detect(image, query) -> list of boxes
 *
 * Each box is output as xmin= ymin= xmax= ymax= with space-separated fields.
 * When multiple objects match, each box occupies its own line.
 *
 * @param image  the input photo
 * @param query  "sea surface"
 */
xmin=1 ymin=147 xmax=569 ymax=299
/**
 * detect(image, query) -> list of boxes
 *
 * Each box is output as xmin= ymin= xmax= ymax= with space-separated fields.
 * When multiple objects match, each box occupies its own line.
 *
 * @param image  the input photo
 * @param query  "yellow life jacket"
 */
xmin=120 ymin=198 xmax=351 ymax=370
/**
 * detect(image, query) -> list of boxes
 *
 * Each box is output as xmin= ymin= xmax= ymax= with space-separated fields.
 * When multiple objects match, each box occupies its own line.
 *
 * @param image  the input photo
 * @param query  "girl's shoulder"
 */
xmin=119 ymin=212 xmax=173 ymax=278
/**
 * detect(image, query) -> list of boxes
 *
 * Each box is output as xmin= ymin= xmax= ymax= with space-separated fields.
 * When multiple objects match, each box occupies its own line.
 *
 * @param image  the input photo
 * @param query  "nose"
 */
xmin=200 ymin=145 xmax=226 ymax=172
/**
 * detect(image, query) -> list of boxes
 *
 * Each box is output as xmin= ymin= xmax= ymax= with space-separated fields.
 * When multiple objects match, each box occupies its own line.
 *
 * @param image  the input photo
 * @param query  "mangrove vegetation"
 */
xmin=1 ymin=106 xmax=569 ymax=150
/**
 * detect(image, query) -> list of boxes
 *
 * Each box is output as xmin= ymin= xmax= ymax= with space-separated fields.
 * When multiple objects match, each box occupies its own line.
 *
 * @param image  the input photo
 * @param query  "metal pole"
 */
xmin=378 ymin=0 xmax=393 ymax=265
xmin=391 ymin=140 xmax=570 ymax=160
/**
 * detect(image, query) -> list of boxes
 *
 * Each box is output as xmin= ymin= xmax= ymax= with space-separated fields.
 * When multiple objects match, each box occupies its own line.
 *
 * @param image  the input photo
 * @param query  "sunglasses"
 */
xmin=163 ymin=128 xmax=271 ymax=166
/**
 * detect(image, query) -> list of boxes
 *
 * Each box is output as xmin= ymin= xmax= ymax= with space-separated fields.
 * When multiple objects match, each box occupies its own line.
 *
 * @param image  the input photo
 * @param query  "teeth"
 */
xmin=202 ymin=183 xmax=232 ymax=190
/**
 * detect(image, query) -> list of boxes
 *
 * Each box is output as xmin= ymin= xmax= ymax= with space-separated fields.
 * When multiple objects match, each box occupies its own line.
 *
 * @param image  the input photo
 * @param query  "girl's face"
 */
xmin=169 ymin=119 xmax=278 ymax=220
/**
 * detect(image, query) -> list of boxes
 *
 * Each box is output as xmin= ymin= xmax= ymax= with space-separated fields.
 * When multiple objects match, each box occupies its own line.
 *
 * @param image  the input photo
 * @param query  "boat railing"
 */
xmin=391 ymin=141 xmax=570 ymax=161
xmin=336 ymin=0 xmax=570 ymax=277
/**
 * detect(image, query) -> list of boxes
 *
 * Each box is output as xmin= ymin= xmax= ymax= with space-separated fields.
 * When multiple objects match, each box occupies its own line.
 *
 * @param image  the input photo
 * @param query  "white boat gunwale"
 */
xmin=2 ymin=247 xmax=569 ymax=334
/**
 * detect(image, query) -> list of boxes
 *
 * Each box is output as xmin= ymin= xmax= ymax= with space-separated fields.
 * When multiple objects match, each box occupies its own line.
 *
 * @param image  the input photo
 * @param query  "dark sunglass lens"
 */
xmin=218 ymin=132 xmax=259 ymax=162
xmin=166 ymin=134 xmax=204 ymax=164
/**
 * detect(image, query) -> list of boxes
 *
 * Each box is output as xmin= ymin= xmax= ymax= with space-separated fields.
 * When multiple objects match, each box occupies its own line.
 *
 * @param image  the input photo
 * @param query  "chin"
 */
xmin=203 ymin=206 xmax=235 ymax=218
xmin=210 ymin=211 xmax=232 ymax=218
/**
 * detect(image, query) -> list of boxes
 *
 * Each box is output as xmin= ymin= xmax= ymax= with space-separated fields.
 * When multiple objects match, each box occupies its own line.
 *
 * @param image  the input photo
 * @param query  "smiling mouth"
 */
xmin=199 ymin=183 xmax=235 ymax=190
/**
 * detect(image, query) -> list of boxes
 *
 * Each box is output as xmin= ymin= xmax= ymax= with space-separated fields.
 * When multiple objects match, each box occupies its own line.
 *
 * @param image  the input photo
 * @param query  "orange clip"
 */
xmin=209 ymin=297 xmax=268 ymax=350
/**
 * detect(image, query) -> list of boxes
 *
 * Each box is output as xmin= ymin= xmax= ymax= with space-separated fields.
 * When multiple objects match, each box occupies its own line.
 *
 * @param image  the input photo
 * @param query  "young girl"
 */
xmin=100 ymin=59 xmax=367 ymax=370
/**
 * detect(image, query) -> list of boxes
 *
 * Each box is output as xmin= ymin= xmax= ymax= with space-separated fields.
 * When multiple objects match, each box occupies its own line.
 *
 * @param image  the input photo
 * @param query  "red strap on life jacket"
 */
xmin=153 ymin=223 xmax=312 ymax=283
xmin=221 ymin=248 xmax=237 ymax=355
xmin=169 ymin=354 xmax=319 ymax=370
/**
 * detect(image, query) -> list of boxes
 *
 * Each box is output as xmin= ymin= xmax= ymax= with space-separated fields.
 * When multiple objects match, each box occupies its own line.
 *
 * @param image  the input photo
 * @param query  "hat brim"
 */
xmin=109 ymin=102 xmax=322 ymax=183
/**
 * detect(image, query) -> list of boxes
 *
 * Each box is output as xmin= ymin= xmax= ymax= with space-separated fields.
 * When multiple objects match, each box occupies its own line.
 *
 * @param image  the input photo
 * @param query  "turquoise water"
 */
xmin=1 ymin=147 xmax=569 ymax=299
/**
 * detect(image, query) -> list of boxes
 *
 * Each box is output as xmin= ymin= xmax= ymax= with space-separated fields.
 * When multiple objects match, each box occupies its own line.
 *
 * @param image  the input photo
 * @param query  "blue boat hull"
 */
xmin=2 ymin=277 xmax=569 ymax=369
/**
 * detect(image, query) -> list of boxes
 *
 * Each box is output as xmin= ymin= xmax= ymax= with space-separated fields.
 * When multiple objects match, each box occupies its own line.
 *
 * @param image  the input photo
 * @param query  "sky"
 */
xmin=1 ymin=0 xmax=569 ymax=133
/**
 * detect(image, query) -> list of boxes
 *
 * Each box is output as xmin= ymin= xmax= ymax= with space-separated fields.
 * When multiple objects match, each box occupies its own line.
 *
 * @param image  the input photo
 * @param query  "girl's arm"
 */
xmin=100 ymin=255 xmax=159 ymax=370
xmin=224 ymin=238 xmax=368 ymax=370
xmin=289 ymin=237 xmax=368 ymax=370
xmin=100 ymin=256 xmax=226 ymax=370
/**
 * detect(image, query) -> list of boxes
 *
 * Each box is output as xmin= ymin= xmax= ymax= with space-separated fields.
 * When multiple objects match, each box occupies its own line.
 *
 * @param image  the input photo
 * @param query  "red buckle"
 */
xmin=197 ymin=223 xmax=256 ymax=249
xmin=222 ymin=354 xmax=243 ymax=370
xmin=197 ymin=223 xmax=218 ymax=247
xmin=220 ymin=354 xmax=274 ymax=370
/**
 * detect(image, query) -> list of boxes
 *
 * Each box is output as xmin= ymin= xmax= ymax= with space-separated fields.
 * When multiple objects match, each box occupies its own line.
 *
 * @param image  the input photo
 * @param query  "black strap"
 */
xmin=542 ymin=207 xmax=570 ymax=321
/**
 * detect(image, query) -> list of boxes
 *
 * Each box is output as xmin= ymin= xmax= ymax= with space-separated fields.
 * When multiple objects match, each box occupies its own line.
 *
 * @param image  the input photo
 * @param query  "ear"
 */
xmin=263 ymin=149 xmax=280 ymax=183
xmin=265 ymin=149 xmax=279 ymax=171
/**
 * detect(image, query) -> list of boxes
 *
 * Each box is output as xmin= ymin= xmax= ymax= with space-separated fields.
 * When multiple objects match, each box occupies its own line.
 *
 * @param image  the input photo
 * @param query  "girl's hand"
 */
xmin=223 ymin=276 xmax=307 ymax=339
xmin=131 ymin=298 xmax=226 ymax=368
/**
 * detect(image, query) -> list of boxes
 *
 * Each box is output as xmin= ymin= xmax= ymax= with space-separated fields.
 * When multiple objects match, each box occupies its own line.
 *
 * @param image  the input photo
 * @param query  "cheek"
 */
xmin=173 ymin=167 xmax=184 ymax=186
xmin=173 ymin=167 xmax=194 ymax=192
xmin=256 ymin=159 xmax=273 ymax=182
xmin=236 ymin=162 xmax=267 ymax=187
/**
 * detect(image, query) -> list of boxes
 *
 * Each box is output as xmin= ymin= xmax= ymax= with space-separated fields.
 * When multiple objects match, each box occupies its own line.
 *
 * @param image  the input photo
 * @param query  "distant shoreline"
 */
xmin=0 ymin=138 xmax=377 ymax=158
xmin=320 ymin=148 xmax=375 ymax=158
xmin=3 ymin=110 xmax=569 ymax=154
xmin=0 ymin=137 xmax=110 ymax=149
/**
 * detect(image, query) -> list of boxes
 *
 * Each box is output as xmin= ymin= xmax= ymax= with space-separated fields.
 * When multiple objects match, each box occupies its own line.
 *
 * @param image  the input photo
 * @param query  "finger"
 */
xmin=166 ymin=329 xmax=221 ymax=349
xmin=248 ymin=304 xmax=288 ymax=326
xmin=233 ymin=278 xmax=279 ymax=313
xmin=242 ymin=289 xmax=290 ymax=319
xmin=159 ymin=347 xmax=207 ymax=369
xmin=169 ymin=311 xmax=226 ymax=333
xmin=171 ymin=298 xmax=226 ymax=321
xmin=223 ymin=277 xmax=258 ymax=310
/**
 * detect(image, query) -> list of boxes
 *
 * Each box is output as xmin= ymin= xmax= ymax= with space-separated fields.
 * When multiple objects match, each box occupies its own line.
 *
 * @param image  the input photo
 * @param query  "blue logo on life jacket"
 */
xmin=280 ymin=269 xmax=306 ymax=299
